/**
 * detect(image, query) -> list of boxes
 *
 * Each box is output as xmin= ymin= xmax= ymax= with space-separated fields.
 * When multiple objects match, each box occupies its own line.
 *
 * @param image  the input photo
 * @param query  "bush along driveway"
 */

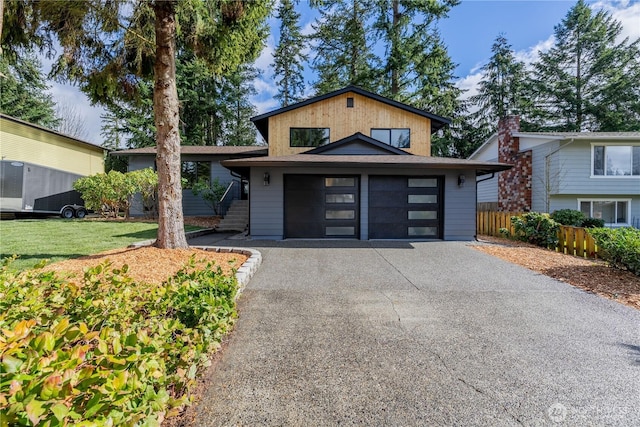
xmin=188 ymin=240 xmax=640 ymax=426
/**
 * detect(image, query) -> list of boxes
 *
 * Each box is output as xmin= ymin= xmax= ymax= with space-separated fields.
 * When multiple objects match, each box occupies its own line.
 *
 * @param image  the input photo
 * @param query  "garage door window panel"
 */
xmin=326 ymin=210 xmax=355 ymax=220
xmin=408 ymin=194 xmax=438 ymax=204
xmin=408 ymin=227 xmax=437 ymax=237
xmin=326 ymin=193 xmax=355 ymax=203
xmin=408 ymin=211 xmax=437 ymax=220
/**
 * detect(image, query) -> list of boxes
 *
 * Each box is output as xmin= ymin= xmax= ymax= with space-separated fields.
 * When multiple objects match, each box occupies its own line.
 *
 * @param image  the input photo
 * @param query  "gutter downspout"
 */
xmin=543 ymin=138 xmax=575 ymax=212
xmin=475 ymin=172 xmax=495 ymax=241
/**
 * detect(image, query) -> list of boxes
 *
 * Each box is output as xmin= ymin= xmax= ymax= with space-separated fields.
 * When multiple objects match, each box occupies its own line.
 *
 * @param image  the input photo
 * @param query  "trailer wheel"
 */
xmin=61 ymin=206 xmax=75 ymax=219
xmin=75 ymin=208 xmax=87 ymax=219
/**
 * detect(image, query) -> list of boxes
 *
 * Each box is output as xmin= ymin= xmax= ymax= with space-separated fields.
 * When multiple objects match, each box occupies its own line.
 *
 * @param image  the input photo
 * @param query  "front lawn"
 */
xmin=0 ymin=219 xmax=201 ymax=271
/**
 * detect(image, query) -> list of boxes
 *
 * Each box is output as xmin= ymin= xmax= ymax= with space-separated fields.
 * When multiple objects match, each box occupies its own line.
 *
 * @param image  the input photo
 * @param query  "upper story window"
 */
xmin=181 ymin=161 xmax=210 ymax=189
xmin=290 ymin=128 xmax=330 ymax=147
xmin=592 ymin=144 xmax=640 ymax=177
xmin=371 ymin=128 xmax=410 ymax=148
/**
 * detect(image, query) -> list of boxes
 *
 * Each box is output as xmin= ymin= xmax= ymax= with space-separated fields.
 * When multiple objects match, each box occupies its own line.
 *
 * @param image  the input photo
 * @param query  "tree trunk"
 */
xmin=391 ymin=0 xmax=400 ymax=96
xmin=153 ymin=1 xmax=188 ymax=249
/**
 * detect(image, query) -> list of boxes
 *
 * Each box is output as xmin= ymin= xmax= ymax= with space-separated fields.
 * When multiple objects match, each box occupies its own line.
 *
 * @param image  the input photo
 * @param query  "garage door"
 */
xmin=284 ymin=175 xmax=360 ymax=238
xmin=369 ymin=176 xmax=443 ymax=239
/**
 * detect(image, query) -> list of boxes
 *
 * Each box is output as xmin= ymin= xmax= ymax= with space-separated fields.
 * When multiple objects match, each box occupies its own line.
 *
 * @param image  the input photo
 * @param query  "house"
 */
xmin=221 ymin=86 xmax=510 ymax=240
xmin=469 ymin=116 xmax=640 ymax=228
xmin=111 ymin=145 xmax=268 ymax=217
xmin=0 ymin=113 xmax=105 ymax=217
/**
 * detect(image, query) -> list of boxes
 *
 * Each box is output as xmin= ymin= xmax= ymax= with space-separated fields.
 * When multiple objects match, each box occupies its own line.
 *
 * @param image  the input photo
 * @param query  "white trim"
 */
xmin=590 ymin=142 xmax=640 ymax=178
xmin=577 ymin=198 xmax=632 ymax=226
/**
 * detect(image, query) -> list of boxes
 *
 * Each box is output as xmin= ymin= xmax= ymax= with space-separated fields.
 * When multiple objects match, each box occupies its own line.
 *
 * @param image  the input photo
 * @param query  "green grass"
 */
xmin=0 ymin=218 xmax=200 ymax=271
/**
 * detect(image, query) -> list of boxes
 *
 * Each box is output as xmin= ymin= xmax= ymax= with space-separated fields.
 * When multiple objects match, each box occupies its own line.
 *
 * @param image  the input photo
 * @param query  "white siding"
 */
xmin=476 ymin=171 xmax=498 ymax=204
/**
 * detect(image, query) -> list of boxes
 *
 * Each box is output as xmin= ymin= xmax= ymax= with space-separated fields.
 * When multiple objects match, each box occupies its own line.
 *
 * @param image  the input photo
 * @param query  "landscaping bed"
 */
xmin=472 ymin=235 xmax=640 ymax=310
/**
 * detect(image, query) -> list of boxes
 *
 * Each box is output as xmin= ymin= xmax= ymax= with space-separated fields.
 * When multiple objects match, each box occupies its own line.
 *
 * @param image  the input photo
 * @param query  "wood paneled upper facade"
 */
xmin=252 ymin=86 xmax=450 ymax=157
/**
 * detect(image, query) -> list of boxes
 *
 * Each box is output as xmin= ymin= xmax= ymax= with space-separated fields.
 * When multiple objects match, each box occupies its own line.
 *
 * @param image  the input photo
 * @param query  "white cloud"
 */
xmin=591 ymin=0 xmax=640 ymax=42
xmin=48 ymin=83 xmax=105 ymax=146
xmin=456 ymin=72 xmax=483 ymax=100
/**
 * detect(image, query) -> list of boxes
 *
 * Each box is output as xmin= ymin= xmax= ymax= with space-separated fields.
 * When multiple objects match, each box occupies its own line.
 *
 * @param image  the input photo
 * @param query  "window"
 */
xmin=592 ymin=144 xmax=640 ymax=176
xmin=290 ymin=128 xmax=330 ymax=147
xmin=347 ymin=97 xmax=354 ymax=108
xmin=325 ymin=177 xmax=355 ymax=187
xmin=371 ymin=128 xmax=410 ymax=148
xmin=579 ymin=199 xmax=630 ymax=225
xmin=181 ymin=161 xmax=211 ymax=189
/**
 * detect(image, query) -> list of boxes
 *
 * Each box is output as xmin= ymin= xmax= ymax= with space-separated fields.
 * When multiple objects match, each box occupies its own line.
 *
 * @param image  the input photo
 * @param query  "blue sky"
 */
xmin=48 ymin=0 xmax=640 ymax=146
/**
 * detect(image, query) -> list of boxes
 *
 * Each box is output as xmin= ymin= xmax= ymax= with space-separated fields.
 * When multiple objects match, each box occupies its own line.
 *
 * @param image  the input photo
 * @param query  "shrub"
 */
xmin=581 ymin=217 xmax=605 ymax=228
xmin=511 ymin=212 xmax=560 ymax=247
xmin=191 ymin=178 xmax=227 ymax=216
xmin=0 ymin=256 xmax=237 ymax=425
xmin=550 ymin=209 xmax=585 ymax=226
xmin=588 ymin=227 xmax=640 ymax=276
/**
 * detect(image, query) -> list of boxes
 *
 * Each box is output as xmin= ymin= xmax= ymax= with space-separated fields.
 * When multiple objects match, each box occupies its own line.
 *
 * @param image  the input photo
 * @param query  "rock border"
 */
xmin=191 ymin=246 xmax=261 ymax=296
xmin=128 ymin=230 xmax=261 ymax=297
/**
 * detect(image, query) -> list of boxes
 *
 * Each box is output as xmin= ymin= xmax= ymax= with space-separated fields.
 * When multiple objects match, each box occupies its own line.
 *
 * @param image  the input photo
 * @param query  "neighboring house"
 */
xmin=111 ymin=145 xmax=268 ymax=216
xmin=221 ymin=86 xmax=510 ymax=240
xmin=469 ymin=116 xmax=640 ymax=228
xmin=0 ymin=113 xmax=105 ymax=217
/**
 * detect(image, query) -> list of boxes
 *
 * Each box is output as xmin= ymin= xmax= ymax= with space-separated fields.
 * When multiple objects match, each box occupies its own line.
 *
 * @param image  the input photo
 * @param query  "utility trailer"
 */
xmin=0 ymin=160 xmax=88 ymax=218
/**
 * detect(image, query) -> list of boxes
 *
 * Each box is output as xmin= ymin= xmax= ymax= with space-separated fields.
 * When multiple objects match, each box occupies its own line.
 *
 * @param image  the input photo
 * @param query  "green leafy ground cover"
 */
xmin=0 ymin=257 xmax=238 ymax=426
xmin=0 ymin=219 xmax=200 ymax=272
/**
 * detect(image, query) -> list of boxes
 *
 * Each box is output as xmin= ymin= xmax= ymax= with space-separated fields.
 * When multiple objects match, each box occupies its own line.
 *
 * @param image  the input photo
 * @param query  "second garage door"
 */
xmin=369 ymin=176 xmax=443 ymax=239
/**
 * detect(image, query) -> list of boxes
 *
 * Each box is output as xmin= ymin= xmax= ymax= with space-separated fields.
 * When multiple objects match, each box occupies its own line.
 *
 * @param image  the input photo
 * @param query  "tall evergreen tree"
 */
xmin=272 ymin=0 xmax=307 ymax=106
xmin=311 ymin=0 xmax=379 ymax=94
xmin=471 ymin=34 xmax=528 ymax=133
xmin=220 ymin=65 xmax=259 ymax=146
xmin=372 ymin=0 xmax=459 ymax=100
xmin=0 ymin=51 xmax=58 ymax=127
xmin=529 ymin=0 xmax=640 ymax=131
xmin=3 ymin=0 xmax=271 ymax=248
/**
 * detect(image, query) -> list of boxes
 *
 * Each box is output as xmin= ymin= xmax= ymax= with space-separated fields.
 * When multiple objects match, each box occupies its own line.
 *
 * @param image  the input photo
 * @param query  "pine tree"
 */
xmin=471 ymin=34 xmax=528 ymax=133
xmin=529 ymin=0 xmax=640 ymax=131
xmin=311 ymin=0 xmax=379 ymax=94
xmin=220 ymin=65 xmax=259 ymax=146
xmin=372 ymin=0 xmax=459 ymax=100
xmin=0 ymin=51 xmax=58 ymax=128
xmin=3 ymin=0 xmax=271 ymax=248
xmin=273 ymin=0 xmax=308 ymax=106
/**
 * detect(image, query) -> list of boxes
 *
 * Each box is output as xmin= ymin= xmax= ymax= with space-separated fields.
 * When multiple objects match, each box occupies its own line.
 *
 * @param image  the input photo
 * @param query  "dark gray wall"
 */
xmin=249 ymin=166 xmax=477 ymax=240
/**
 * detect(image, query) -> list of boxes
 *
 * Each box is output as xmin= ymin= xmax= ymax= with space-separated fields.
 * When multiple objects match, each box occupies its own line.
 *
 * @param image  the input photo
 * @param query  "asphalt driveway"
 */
xmin=189 ymin=239 xmax=640 ymax=426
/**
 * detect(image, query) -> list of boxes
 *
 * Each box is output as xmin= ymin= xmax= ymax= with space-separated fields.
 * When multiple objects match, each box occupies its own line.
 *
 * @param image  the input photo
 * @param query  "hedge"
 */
xmin=0 ymin=256 xmax=238 ymax=426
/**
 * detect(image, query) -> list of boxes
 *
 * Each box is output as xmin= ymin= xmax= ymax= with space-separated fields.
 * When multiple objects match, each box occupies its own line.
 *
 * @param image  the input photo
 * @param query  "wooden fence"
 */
xmin=477 ymin=211 xmax=599 ymax=259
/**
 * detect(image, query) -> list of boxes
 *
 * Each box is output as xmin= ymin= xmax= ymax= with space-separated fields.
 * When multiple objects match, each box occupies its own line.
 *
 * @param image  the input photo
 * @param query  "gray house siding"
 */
xmin=476 ymin=170 xmax=498 ymax=204
xmin=550 ymin=195 xmax=640 ymax=228
xmin=557 ymin=140 xmax=640 ymax=195
xmin=126 ymin=155 xmax=240 ymax=217
xmin=530 ymin=140 xmax=560 ymax=212
xmin=249 ymin=166 xmax=478 ymax=240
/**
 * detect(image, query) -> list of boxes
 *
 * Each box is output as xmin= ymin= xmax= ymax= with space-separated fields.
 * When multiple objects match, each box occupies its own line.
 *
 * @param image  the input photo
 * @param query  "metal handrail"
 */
xmin=219 ymin=180 xmax=238 ymax=204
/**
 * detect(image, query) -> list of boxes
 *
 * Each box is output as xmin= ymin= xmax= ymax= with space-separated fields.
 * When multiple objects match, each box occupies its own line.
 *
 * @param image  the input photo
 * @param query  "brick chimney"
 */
xmin=497 ymin=116 xmax=532 ymax=212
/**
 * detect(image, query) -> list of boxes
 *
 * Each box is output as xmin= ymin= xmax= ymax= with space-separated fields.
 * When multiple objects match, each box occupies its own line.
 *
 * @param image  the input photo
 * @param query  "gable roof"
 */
xmin=251 ymin=86 xmax=451 ymax=142
xmin=111 ymin=145 xmax=268 ymax=156
xmin=303 ymin=132 xmax=410 ymax=155
xmin=469 ymin=131 xmax=640 ymax=160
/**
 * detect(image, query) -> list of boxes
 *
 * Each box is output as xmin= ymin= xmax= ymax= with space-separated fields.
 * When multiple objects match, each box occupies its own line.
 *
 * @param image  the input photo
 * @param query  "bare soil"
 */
xmin=472 ymin=235 xmax=640 ymax=310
